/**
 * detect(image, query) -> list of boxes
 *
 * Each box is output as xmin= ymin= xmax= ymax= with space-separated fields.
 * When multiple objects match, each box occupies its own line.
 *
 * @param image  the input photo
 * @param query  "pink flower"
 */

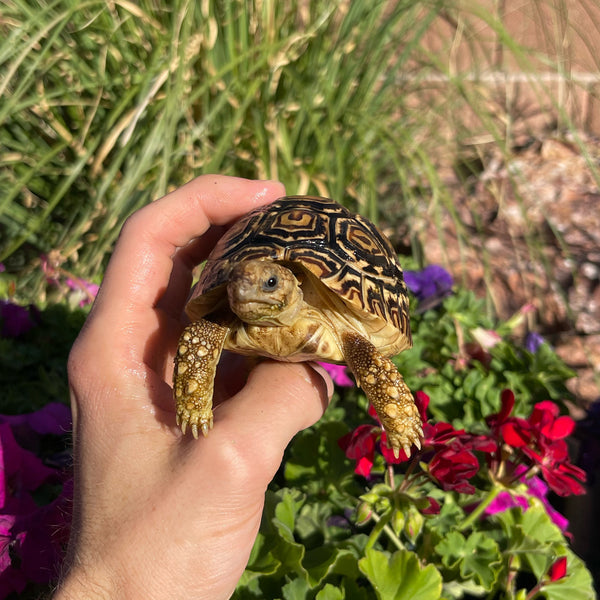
xmin=318 ymin=363 xmax=355 ymax=387
xmin=65 ymin=277 xmax=100 ymax=307
xmin=484 ymin=467 xmax=569 ymax=532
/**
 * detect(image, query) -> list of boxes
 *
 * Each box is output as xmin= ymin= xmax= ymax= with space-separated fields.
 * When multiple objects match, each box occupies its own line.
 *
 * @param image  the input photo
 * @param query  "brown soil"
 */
xmin=418 ymin=132 xmax=600 ymax=406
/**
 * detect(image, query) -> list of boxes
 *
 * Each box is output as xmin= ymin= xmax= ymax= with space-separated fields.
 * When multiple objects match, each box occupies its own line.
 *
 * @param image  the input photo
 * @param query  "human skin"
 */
xmin=55 ymin=175 xmax=333 ymax=599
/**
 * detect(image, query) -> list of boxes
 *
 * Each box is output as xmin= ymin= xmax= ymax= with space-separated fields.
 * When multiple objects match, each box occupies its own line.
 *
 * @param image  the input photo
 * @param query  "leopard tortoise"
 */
xmin=173 ymin=196 xmax=422 ymax=457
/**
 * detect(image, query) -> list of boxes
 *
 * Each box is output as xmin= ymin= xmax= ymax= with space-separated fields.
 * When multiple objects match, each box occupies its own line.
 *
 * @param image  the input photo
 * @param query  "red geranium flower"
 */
xmin=338 ymin=424 xmax=379 ymax=477
xmin=340 ymin=391 xmax=484 ymax=496
xmin=428 ymin=444 xmax=480 ymax=494
xmin=548 ymin=556 xmax=568 ymax=581
xmin=339 ymin=391 xmax=434 ymax=476
xmin=487 ymin=390 xmax=586 ymax=497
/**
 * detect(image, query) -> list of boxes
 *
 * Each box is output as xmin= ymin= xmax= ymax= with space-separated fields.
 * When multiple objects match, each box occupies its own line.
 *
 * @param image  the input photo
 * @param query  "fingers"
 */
xmin=193 ymin=361 xmax=334 ymax=487
xmin=90 ymin=176 xmax=285 ymax=333
xmin=69 ymin=176 xmax=285 ymax=424
xmin=154 ymin=226 xmax=226 ymax=321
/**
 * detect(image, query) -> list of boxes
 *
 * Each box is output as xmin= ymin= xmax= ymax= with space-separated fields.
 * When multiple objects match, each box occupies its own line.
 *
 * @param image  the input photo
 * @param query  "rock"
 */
xmin=420 ymin=132 xmax=600 ymax=403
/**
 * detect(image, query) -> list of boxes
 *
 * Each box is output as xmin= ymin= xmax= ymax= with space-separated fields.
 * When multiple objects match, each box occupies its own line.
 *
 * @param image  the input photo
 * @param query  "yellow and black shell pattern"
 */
xmin=196 ymin=196 xmax=411 ymax=340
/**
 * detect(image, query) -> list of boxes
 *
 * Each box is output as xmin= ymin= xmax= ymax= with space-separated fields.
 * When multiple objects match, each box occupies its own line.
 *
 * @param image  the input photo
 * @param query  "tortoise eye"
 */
xmin=262 ymin=275 xmax=279 ymax=291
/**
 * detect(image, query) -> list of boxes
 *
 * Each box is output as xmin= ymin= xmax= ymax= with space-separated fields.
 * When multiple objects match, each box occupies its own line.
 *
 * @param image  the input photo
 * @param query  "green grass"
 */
xmin=1 ymin=0 xmax=598 ymax=306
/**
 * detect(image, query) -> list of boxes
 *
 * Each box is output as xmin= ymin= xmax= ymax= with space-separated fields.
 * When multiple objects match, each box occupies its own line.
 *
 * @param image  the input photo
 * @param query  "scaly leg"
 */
xmin=173 ymin=319 xmax=228 ymax=439
xmin=342 ymin=331 xmax=423 ymax=458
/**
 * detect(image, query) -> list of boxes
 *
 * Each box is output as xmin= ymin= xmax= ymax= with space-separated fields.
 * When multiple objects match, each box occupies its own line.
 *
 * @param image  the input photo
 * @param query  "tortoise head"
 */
xmin=227 ymin=259 xmax=304 ymax=326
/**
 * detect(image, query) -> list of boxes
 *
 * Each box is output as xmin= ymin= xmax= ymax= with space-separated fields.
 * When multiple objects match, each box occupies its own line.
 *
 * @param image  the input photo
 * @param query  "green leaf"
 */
xmin=495 ymin=502 xmax=566 ymax=580
xmin=304 ymin=546 xmax=359 ymax=586
xmin=359 ymin=548 xmax=442 ymax=600
xmin=273 ymin=488 xmax=305 ymax=542
xmin=536 ymin=550 xmax=596 ymax=600
xmin=435 ymin=531 xmax=501 ymax=590
xmin=282 ymin=577 xmax=311 ymax=599
xmin=316 ymin=583 xmax=345 ymax=600
xmin=257 ymin=489 xmax=308 ymax=581
xmin=238 ymin=531 xmax=281 ymax=586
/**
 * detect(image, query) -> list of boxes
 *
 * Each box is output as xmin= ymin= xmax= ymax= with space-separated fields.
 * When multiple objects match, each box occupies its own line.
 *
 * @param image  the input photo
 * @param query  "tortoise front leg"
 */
xmin=173 ymin=319 xmax=229 ymax=439
xmin=342 ymin=332 xmax=423 ymax=458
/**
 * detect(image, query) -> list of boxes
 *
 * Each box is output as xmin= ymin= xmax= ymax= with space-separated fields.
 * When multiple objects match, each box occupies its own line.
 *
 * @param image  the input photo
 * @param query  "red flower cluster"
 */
xmin=487 ymin=390 xmax=586 ymax=496
xmin=339 ymin=388 xmax=586 ymax=499
xmin=338 ymin=391 xmax=495 ymax=493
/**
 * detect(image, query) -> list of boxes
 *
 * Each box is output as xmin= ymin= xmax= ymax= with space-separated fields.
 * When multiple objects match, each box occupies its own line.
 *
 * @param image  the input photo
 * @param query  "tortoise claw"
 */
xmin=176 ymin=405 xmax=213 ymax=439
xmin=173 ymin=320 xmax=227 ymax=439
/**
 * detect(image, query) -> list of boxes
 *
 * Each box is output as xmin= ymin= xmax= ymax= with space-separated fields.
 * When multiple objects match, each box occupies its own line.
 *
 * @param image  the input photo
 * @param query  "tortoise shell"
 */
xmin=188 ymin=196 xmax=412 ymax=347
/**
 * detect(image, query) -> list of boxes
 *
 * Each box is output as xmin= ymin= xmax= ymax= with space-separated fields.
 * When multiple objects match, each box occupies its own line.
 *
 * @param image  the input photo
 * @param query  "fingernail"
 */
xmin=307 ymin=361 xmax=334 ymax=400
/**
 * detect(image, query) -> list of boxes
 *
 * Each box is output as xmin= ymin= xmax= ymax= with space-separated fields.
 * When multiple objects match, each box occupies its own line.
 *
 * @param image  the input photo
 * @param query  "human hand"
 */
xmin=57 ymin=175 xmax=333 ymax=599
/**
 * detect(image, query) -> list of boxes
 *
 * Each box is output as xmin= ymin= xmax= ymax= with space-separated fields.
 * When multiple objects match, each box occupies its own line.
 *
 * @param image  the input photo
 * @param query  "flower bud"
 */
xmin=355 ymin=502 xmax=373 ymax=526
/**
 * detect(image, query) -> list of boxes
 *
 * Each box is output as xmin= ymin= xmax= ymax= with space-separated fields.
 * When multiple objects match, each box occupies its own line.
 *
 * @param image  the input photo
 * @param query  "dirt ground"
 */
xmin=418 ymin=132 xmax=600 ymax=409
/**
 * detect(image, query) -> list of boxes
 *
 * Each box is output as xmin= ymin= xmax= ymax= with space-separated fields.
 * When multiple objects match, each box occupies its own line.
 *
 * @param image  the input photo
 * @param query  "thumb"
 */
xmin=194 ymin=360 xmax=333 ymax=486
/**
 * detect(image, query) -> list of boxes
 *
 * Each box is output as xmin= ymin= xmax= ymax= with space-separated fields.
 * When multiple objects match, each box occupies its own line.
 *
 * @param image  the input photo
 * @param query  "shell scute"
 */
xmin=193 ymin=196 xmax=411 ymax=341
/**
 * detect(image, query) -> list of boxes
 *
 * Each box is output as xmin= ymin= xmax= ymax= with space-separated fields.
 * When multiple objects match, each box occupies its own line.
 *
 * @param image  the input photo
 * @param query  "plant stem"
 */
xmin=458 ymin=485 xmax=502 ymax=531
xmin=366 ymin=510 xmax=405 ymax=552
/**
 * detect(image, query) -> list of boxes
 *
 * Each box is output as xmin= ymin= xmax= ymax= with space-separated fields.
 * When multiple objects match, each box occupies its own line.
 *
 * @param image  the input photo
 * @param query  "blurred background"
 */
xmin=1 ymin=0 xmax=599 ymax=595
xmin=2 ymin=0 xmax=598 ymax=406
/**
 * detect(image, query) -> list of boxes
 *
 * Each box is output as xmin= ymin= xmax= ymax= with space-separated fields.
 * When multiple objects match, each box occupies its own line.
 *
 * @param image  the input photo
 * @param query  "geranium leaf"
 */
xmin=305 ymin=546 xmax=360 ymax=585
xmin=496 ymin=502 xmax=566 ymax=579
xmin=459 ymin=532 xmax=502 ymax=590
xmin=316 ymin=583 xmax=345 ymax=600
xmin=536 ymin=550 xmax=596 ymax=600
xmin=258 ymin=490 xmax=308 ymax=580
xmin=359 ymin=548 xmax=442 ymax=599
xmin=282 ymin=577 xmax=311 ymax=599
xmin=436 ymin=530 xmax=466 ymax=570
xmin=435 ymin=531 xmax=501 ymax=590
xmin=239 ymin=531 xmax=281 ymax=585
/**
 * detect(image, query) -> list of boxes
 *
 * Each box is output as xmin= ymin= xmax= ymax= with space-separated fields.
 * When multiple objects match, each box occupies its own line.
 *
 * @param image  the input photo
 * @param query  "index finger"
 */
xmin=90 ymin=175 xmax=286 ymax=329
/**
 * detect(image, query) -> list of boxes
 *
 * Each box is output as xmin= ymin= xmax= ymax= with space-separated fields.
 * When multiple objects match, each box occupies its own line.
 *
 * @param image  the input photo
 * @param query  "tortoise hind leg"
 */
xmin=342 ymin=331 xmax=423 ymax=458
xmin=173 ymin=319 xmax=229 ymax=439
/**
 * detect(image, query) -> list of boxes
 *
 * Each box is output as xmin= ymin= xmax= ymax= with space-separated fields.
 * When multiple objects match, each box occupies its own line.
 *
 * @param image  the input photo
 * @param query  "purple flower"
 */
xmin=318 ymin=362 xmax=355 ymax=387
xmin=404 ymin=265 xmax=453 ymax=310
xmin=0 ymin=424 xmax=56 ymax=512
xmin=485 ymin=467 xmax=569 ymax=532
xmin=12 ymin=481 xmax=72 ymax=585
xmin=0 ymin=514 xmax=27 ymax=596
xmin=0 ymin=301 xmax=36 ymax=338
xmin=524 ymin=331 xmax=546 ymax=353
xmin=0 ymin=414 xmax=72 ymax=595
xmin=0 ymin=403 xmax=72 ymax=437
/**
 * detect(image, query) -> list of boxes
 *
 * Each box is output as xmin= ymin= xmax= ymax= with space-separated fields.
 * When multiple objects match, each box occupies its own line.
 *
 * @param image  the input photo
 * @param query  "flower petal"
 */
xmin=549 ymin=556 xmax=567 ymax=581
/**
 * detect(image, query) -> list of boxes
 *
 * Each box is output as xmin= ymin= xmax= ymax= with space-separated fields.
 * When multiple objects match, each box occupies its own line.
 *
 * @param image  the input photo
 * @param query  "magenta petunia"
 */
xmin=0 ymin=403 xmax=72 ymax=437
xmin=318 ymin=362 xmax=355 ymax=387
xmin=0 ymin=424 xmax=56 ymax=509
xmin=0 ymin=416 xmax=72 ymax=596
xmin=0 ymin=301 xmax=36 ymax=338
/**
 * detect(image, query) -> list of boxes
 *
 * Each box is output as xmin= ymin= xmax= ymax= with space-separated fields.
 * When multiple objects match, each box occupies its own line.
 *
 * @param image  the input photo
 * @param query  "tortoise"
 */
xmin=173 ymin=196 xmax=422 ymax=457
